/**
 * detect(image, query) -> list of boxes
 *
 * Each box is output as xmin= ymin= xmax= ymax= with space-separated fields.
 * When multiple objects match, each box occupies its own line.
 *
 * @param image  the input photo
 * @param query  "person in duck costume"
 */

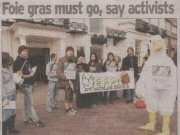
xmin=136 ymin=35 xmax=177 ymax=135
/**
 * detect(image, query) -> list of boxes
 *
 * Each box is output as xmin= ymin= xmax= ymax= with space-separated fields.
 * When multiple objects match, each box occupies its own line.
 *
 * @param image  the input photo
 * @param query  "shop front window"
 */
xmin=89 ymin=19 xmax=102 ymax=34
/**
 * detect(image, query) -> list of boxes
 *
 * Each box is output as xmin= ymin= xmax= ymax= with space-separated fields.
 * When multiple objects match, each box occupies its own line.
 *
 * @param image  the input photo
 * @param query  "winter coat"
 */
xmin=88 ymin=61 xmax=102 ymax=73
xmin=13 ymin=56 xmax=36 ymax=85
xmin=46 ymin=61 xmax=58 ymax=82
xmin=56 ymin=55 xmax=77 ymax=90
xmin=121 ymin=55 xmax=139 ymax=80
xmin=2 ymin=68 xmax=16 ymax=99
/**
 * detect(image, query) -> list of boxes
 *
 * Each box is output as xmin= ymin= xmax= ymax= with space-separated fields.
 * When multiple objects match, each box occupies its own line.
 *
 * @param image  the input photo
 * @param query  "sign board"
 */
xmin=79 ymin=71 xmax=135 ymax=94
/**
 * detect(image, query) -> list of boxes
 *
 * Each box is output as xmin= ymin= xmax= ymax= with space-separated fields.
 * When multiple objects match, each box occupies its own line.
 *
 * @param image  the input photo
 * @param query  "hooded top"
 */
xmin=136 ymin=35 xmax=177 ymax=98
xmin=2 ymin=68 xmax=16 ymax=98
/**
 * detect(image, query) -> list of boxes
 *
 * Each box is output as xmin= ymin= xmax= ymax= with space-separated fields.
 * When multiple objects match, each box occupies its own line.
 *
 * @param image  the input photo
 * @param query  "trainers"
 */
xmin=24 ymin=119 xmax=33 ymax=124
xmin=70 ymin=108 xmax=77 ymax=113
xmin=35 ymin=121 xmax=46 ymax=128
xmin=53 ymin=105 xmax=60 ymax=109
xmin=46 ymin=107 xmax=52 ymax=112
xmin=66 ymin=110 xmax=76 ymax=115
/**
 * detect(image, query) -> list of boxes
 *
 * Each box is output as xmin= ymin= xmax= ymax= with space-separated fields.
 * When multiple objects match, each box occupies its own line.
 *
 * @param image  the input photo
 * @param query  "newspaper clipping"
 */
xmin=0 ymin=0 xmax=179 ymax=135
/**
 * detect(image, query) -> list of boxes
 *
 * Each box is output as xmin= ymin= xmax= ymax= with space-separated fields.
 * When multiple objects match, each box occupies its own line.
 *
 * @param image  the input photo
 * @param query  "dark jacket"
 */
xmin=77 ymin=63 xmax=89 ymax=73
xmin=13 ymin=56 xmax=36 ymax=85
xmin=121 ymin=55 xmax=139 ymax=79
xmin=88 ymin=61 xmax=102 ymax=73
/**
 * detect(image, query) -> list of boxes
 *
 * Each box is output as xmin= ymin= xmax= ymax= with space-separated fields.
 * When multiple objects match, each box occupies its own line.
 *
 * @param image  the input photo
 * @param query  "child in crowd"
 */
xmin=46 ymin=53 xmax=60 ymax=112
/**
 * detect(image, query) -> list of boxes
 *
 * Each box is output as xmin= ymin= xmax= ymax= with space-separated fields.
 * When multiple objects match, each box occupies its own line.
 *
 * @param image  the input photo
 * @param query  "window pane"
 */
xmin=90 ymin=19 xmax=101 ymax=33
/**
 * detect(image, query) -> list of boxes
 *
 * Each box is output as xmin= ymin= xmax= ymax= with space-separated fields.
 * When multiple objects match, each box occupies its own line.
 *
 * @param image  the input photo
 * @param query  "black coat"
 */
xmin=121 ymin=55 xmax=139 ymax=80
xmin=76 ymin=63 xmax=92 ymax=108
xmin=77 ymin=63 xmax=89 ymax=72
xmin=13 ymin=56 xmax=36 ymax=85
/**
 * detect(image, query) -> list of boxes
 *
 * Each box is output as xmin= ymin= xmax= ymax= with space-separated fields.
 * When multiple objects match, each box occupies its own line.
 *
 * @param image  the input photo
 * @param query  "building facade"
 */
xmin=2 ymin=18 xmax=176 ymax=81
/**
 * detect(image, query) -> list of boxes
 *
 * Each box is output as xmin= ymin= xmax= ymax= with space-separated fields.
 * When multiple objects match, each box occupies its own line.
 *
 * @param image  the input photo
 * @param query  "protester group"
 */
xmin=2 ymin=35 xmax=177 ymax=135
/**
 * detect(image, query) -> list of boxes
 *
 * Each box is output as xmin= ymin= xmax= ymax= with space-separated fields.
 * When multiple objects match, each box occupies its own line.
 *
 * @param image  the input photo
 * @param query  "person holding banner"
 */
xmin=88 ymin=53 xmax=102 ymax=106
xmin=46 ymin=53 xmax=59 ymax=112
xmin=76 ymin=55 xmax=91 ymax=108
xmin=103 ymin=52 xmax=118 ymax=104
xmin=97 ymin=58 xmax=104 ymax=102
xmin=56 ymin=46 xmax=77 ymax=115
xmin=2 ymin=52 xmax=20 ymax=135
xmin=13 ymin=45 xmax=45 ymax=127
xmin=121 ymin=47 xmax=139 ymax=103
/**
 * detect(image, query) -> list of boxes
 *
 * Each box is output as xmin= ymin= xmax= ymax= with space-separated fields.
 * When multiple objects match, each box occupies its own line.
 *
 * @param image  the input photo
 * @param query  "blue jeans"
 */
xmin=126 ymin=89 xmax=133 ymax=101
xmin=22 ymin=84 xmax=39 ymax=123
xmin=47 ymin=81 xmax=59 ymax=108
xmin=126 ymin=78 xmax=137 ymax=101
xmin=2 ymin=94 xmax=16 ymax=122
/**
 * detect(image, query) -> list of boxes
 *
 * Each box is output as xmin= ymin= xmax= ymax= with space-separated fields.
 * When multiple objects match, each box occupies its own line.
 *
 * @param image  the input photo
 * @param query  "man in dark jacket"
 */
xmin=121 ymin=47 xmax=139 ymax=103
xmin=13 ymin=45 xmax=45 ymax=127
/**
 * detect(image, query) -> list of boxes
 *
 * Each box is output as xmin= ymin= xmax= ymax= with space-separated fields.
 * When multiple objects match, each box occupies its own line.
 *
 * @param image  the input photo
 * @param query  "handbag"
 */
xmin=14 ymin=60 xmax=27 ymax=92
xmin=12 ymin=73 xmax=24 ymax=85
xmin=135 ymin=99 xmax=146 ymax=109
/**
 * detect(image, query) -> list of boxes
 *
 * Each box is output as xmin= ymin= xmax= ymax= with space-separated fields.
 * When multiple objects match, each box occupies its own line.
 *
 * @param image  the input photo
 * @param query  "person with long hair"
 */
xmin=2 ymin=52 xmax=20 ymax=135
xmin=103 ymin=52 xmax=118 ymax=104
xmin=88 ymin=53 xmax=102 ymax=106
xmin=121 ymin=47 xmax=139 ymax=103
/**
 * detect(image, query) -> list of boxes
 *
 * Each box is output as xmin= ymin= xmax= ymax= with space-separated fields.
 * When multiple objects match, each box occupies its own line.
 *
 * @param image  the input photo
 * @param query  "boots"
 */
xmin=155 ymin=116 xmax=170 ymax=135
xmin=2 ymin=120 xmax=8 ymax=135
xmin=138 ymin=112 xmax=156 ymax=131
xmin=8 ymin=115 xmax=20 ymax=134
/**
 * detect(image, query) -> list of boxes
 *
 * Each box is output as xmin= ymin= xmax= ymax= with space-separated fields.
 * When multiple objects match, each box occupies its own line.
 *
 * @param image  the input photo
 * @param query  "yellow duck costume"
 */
xmin=135 ymin=35 xmax=177 ymax=135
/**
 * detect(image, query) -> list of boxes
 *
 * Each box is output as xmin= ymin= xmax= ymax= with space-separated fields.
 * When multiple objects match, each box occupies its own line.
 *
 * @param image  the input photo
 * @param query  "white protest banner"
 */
xmin=79 ymin=71 xmax=135 ymax=94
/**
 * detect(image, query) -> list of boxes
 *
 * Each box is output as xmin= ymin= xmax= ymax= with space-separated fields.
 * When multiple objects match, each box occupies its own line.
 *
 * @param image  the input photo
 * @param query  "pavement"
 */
xmin=15 ymin=82 xmax=177 ymax=135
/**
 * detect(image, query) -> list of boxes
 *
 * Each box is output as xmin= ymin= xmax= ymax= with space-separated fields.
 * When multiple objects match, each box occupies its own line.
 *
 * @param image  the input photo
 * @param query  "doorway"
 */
xmin=28 ymin=48 xmax=50 ymax=83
